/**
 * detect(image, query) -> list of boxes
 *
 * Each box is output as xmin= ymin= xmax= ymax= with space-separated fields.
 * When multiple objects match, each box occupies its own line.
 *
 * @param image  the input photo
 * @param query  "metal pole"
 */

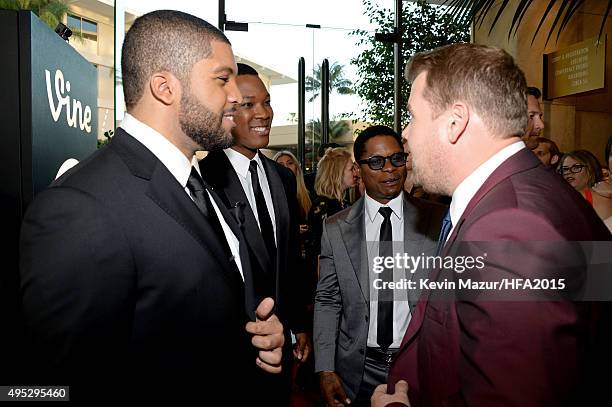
xmin=218 ymin=0 xmax=225 ymax=31
xmin=393 ymin=0 xmax=402 ymax=134
xmin=321 ymin=58 xmax=329 ymax=146
xmin=298 ymin=58 xmax=306 ymax=169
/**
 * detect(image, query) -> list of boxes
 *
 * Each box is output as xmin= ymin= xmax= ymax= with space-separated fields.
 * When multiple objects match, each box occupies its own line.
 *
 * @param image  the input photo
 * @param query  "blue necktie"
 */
xmin=436 ymin=209 xmax=452 ymax=256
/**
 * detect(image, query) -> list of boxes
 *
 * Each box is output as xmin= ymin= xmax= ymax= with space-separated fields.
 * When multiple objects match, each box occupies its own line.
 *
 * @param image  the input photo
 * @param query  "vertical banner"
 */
xmin=29 ymin=12 xmax=98 ymax=194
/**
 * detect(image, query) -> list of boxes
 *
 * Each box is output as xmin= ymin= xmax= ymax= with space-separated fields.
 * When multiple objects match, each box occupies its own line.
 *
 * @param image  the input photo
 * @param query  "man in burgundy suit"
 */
xmin=372 ymin=43 xmax=612 ymax=407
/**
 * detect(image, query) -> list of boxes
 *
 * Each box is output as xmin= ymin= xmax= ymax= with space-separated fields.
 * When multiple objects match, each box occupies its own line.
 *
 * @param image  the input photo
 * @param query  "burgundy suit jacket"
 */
xmin=387 ymin=148 xmax=612 ymax=406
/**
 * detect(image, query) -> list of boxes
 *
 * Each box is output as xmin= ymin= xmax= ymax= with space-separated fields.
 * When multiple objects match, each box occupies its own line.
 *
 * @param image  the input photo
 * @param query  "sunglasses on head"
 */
xmin=357 ymin=152 xmax=408 ymax=171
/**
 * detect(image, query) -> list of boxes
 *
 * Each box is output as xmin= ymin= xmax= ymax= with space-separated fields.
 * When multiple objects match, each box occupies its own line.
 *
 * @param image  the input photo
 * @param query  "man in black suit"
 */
xmin=200 ymin=63 xmax=310 ymax=405
xmin=19 ymin=11 xmax=284 ymax=402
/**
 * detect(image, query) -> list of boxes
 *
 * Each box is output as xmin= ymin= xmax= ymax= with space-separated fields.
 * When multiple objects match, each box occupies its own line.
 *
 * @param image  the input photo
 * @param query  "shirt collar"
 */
xmin=224 ymin=148 xmax=262 ymax=179
xmin=450 ymin=141 xmax=525 ymax=227
xmin=119 ymin=113 xmax=199 ymax=187
xmin=364 ymin=190 xmax=404 ymax=224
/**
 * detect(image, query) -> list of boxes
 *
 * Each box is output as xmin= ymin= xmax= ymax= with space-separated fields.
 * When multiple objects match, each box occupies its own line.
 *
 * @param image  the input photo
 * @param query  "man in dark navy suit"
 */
xmin=19 ymin=10 xmax=284 ymax=402
xmin=200 ymin=63 xmax=309 ymax=406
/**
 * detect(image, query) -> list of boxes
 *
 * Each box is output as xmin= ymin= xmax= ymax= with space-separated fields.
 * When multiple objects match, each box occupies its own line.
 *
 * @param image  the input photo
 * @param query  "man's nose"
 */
xmin=226 ymin=77 xmax=243 ymax=105
xmin=382 ymin=157 xmax=395 ymax=172
xmin=254 ymin=103 xmax=271 ymax=119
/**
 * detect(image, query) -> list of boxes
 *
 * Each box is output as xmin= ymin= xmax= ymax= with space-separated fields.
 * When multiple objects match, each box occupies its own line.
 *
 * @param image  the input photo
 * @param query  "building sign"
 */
xmin=544 ymin=36 xmax=606 ymax=99
xmin=0 ymin=10 xmax=98 ymax=220
xmin=30 ymin=12 xmax=97 ymax=194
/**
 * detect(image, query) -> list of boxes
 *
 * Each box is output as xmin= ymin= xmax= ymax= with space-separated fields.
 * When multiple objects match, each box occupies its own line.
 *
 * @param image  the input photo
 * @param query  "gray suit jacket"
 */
xmin=313 ymin=193 xmax=446 ymax=399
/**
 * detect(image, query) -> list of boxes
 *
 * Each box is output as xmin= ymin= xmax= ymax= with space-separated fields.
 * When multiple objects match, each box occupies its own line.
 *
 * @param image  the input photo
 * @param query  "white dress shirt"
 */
xmin=364 ymin=191 xmax=410 ymax=348
xmin=224 ymin=148 xmax=277 ymax=244
xmin=447 ymin=141 xmax=526 ymax=241
xmin=120 ymin=113 xmax=244 ymax=279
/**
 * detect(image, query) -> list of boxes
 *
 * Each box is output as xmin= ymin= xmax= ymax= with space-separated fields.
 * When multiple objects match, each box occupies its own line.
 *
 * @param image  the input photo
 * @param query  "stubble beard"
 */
xmin=410 ymin=137 xmax=451 ymax=196
xmin=179 ymin=91 xmax=234 ymax=151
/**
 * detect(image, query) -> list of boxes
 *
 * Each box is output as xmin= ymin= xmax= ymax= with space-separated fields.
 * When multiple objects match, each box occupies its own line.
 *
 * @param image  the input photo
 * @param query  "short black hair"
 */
xmin=535 ymin=137 xmax=559 ymax=158
xmin=353 ymin=125 xmax=402 ymax=161
xmin=527 ymin=86 xmax=542 ymax=99
xmin=317 ymin=142 xmax=342 ymax=158
xmin=237 ymin=63 xmax=259 ymax=76
xmin=121 ymin=10 xmax=230 ymax=109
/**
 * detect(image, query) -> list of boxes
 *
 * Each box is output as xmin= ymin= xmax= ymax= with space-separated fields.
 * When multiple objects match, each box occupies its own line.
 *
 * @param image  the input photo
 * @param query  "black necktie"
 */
xmin=436 ymin=209 xmax=453 ymax=256
xmin=248 ymin=160 xmax=276 ymax=263
xmin=187 ymin=167 xmax=258 ymax=320
xmin=377 ymin=206 xmax=394 ymax=351
xmin=186 ymin=167 xmax=234 ymax=261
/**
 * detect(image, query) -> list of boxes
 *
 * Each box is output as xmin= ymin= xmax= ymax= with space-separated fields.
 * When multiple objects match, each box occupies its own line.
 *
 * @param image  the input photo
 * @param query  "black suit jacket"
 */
xmin=200 ymin=150 xmax=308 ymax=333
xmin=19 ymin=129 xmax=258 ymax=401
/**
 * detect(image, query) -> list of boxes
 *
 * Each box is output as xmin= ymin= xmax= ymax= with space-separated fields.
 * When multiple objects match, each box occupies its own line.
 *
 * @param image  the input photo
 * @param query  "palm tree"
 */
xmin=444 ymin=0 xmax=610 ymax=46
xmin=305 ymin=118 xmax=351 ymax=142
xmin=306 ymin=62 xmax=355 ymax=102
xmin=304 ymin=118 xmax=352 ymax=171
xmin=0 ymin=0 xmax=70 ymax=32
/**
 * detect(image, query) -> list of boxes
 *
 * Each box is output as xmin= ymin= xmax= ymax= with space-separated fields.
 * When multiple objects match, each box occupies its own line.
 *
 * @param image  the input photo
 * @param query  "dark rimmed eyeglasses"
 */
xmin=557 ymin=164 xmax=585 ymax=175
xmin=357 ymin=152 xmax=408 ymax=171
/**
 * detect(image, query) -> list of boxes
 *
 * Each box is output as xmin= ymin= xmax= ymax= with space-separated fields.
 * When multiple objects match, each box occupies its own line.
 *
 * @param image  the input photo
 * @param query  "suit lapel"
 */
xmin=260 ymin=153 xmax=290 ymax=267
xmin=260 ymin=154 xmax=290 ymax=303
xmin=402 ymin=197 xmax=429 ymax=310
xmin=202 ymin=151 xmax=273 ymax=273
xmin=396 ymin=147 xmax=541 ymax=355
xmin=110 ymin=130 xmax=242 ymax=288
xmin=448 ymin=148 xmax=540 ymax=245
xmin=338 ymin=198 xmax=369 ymax=304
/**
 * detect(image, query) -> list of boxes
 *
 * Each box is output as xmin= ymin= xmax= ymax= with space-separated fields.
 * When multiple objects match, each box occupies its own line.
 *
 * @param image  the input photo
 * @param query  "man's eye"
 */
xmin=241 ymin=102 xmax=253 ymax=108
xmin=218 ymin=77 xmax=229 ymax=83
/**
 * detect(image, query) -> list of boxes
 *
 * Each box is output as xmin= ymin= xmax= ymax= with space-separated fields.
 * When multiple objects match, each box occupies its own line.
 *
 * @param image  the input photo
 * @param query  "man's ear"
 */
xmin=551 ymin=154 xmax=559 ymax=166
xmin=149 ymin=72 xmax=180 ymax=106
xmin=446 ymin=102 xmax=469 ymax=145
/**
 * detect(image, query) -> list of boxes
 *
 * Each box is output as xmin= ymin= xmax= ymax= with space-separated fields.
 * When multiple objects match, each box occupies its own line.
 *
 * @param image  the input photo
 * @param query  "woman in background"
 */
xmin=558 ymin=149 xmax=612 ymax=231
xmin=308 ymin=148 xmax=357 ymax=253
xmin=273 ymin=151 xmax=312 ymax=234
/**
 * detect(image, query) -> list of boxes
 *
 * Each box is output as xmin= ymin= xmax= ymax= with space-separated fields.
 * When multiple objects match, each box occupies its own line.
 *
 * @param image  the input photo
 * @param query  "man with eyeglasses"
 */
xmin=314 ymin=125 xmax=446 ymax=406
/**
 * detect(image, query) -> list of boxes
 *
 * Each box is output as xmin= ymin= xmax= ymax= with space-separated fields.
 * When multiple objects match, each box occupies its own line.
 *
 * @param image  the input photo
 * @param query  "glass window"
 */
xmin=67 ymin=14 xmax=98 ymax=41
xmin=81 ymin=18 xmax=98 ymax=34
xmin=66 ymin=14 xmax=80 ymax=31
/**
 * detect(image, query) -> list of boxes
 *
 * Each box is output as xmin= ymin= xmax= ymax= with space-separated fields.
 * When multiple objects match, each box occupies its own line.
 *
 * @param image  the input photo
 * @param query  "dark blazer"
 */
xmin=388 ymin=148 xmax=612 ymax=406
xmin=200 ymin=150 xmax=308 ymax=333
xmin=313 ymin=193 xmax=447 ymax=400
xmin=19 ymin=129 xmax=257 ymax=401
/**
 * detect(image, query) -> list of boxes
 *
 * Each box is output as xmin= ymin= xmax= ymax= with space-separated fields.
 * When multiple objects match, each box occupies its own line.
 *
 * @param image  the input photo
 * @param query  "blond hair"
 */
xmin=315 ymin=148 xmax=352 ymax=202
xmin=405 ymin=43 xmax=527 ymax=138
xmin=272 ymin=151 xmax=312 ymax=219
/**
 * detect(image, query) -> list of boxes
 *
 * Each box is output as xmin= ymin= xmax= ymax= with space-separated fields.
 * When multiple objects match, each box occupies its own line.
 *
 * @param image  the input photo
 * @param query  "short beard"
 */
xmin=179 ymin=91 xmax=233 ymax=151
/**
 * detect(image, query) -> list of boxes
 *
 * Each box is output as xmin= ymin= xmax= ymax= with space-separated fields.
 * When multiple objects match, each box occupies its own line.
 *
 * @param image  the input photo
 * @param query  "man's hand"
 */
xmin=371 ymin=380 xmax=410 ymax=407
xmin=293 ymin=332 xmax=311 ymax=362
xmin=320 ymin=371 xmax=350 ymax=406
xmin=245 ymin=297 xmax=284 ymax=374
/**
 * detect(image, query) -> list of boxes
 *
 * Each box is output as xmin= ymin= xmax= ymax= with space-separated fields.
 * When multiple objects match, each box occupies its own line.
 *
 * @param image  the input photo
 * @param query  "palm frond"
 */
xmin=443 ymin=0 xmax=611 ymax=46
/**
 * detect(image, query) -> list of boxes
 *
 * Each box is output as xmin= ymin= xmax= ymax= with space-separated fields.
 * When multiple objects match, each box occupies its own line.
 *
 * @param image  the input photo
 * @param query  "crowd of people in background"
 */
xmin=270 ymin=82 xmax=612 ymax=404
xmin=15 ymin=9 xmax=612 ymax=406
